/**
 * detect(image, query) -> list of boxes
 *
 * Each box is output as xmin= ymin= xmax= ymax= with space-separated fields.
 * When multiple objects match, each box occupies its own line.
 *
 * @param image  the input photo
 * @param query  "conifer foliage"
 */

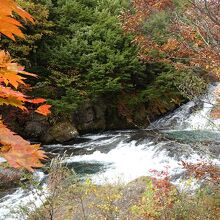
xmin=0 ymin=0 xmax=50 ymax=171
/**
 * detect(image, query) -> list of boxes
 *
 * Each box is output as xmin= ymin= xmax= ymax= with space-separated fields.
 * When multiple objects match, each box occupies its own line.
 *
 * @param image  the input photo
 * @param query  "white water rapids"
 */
xmin=1 ymin=83 xmax=220 ymax=219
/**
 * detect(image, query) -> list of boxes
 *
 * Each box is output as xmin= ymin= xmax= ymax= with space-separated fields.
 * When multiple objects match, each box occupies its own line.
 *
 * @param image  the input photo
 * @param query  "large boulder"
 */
xmin=41 ymin=121 xmax=79 ymax=144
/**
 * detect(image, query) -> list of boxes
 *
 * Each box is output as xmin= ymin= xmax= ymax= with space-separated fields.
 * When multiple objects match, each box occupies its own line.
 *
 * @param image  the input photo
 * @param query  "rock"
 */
xmin=73 ymin=100 xmax=134 ymax=133
xmin=73 ymin=100 xmax=107 ymax=132
xmin=23 ymin=113 xmax=49 ymax=139
xmin=24 ymin=121 xmax=48 ymax=138
xmin=0 ymin=168 xmax=22 ymax=190
xmin=41 ymin=121 xmax=79 ymax=143
xmin=119 ymin=176 xmax=147 ymax=209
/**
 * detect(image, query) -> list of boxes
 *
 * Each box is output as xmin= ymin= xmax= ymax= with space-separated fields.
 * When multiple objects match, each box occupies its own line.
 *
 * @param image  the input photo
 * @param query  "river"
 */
xmin=1 ymin=83 xmax=220 ymax=219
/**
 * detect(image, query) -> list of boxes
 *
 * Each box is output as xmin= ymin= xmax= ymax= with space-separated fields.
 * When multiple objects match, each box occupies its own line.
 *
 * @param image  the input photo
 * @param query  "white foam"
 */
xmin=45 ymin=133 xmax=126 ymax=150
xmin=184 ymin=89 xmax=220 ymax=130
xmin=150 ymin=83 xmax=220 ymax=130
xmin=63 ymin=140 xmax=214 ymax=184
xmin=0 ymin=172 xmax=47 ymax=220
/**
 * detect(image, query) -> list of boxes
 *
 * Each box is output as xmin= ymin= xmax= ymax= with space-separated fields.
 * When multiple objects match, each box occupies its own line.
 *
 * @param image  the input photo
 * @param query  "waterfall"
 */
xmin=150 ymin=83 xmax=220 ymax=130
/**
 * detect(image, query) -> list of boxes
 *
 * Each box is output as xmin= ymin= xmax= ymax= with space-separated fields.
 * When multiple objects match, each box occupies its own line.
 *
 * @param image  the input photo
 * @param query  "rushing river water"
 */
xmin=1 ymin=83 xmax=220 ymax=219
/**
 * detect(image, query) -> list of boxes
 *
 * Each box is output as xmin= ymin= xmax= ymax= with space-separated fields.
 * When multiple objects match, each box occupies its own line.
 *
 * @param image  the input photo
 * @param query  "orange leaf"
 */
xmin=0 ymin=122 xmax=47 ymax=171
xmin=0 ymin=0 xmax=34 ymax=40
xmin=1 ymin=144 xmax=46 ymax=172
xmin=35 ymin=104 xmax=51 ymax=116
xmin=0 ymin=1 xmax=50 ymax=172
xmin=0 ymin=51 xmax=28 ymax=88
xmin=19 ymin=70 xmax=37 ymax=77
xmin=0 ymin=85 xmax=27 ymax=100
xmin=29 ymin=98 xmax=47 ymax=104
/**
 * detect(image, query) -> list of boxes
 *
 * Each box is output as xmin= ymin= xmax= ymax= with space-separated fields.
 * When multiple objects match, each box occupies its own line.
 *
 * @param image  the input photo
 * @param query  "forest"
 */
xmin=0 ymin=0 xmax=220 ymax=219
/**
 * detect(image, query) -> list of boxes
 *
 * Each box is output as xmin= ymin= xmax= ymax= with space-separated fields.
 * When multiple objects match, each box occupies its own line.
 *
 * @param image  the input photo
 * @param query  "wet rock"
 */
xmin=41 ymin=121 xmax=79 ymax=144
xmin=206 ymin=143 xmax=220 ymax=157
xmin=0 ymin=168 xmax=22 ymax=190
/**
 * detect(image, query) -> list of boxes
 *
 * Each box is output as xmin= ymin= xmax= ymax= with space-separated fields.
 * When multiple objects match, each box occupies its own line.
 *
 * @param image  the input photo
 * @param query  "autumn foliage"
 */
xmin=120 ymin=0 xmax=220 ymax=76
xmin=0 ymin=0 xmax=34 ymax=40
xmin=182 ymin=161 xmax=220 ymax=184
xmin=0 ymin=0 xmax=51 ymax=171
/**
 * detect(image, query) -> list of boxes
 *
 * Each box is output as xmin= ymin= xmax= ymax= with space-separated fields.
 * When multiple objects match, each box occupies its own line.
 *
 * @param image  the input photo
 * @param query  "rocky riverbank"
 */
xmin=2 ymin=99 xmax=167 ymax=144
